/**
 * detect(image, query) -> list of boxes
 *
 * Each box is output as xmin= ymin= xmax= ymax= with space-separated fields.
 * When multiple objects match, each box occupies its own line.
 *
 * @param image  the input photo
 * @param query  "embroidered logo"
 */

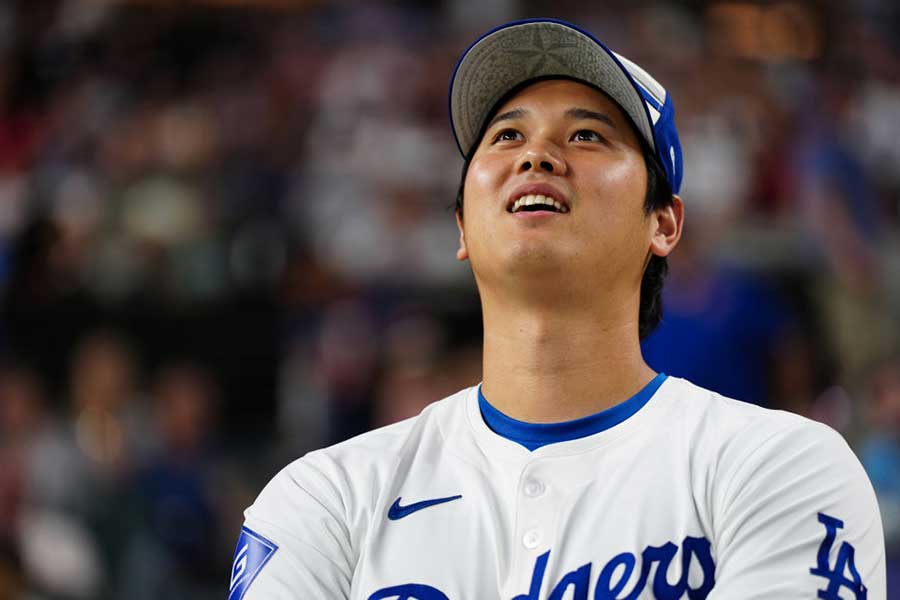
xmin=387 ymin=495 xmax=463 ymax=521
xmin=368 ymin=535 xmax=715 ymax=599
xmin=229 ymin=527 xmax=278 ymax=600
xmin=809 ymin=513 xmax=867 ymax=599
xmin=368 ymin=584 xmax=450 ymax=600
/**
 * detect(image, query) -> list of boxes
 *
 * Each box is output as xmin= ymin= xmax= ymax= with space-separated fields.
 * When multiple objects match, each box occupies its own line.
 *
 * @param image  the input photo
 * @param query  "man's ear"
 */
xmin=455 ymin=210 xmax=468 ymax=261
xmin=649 ymin=194 xmax=684 ymax=258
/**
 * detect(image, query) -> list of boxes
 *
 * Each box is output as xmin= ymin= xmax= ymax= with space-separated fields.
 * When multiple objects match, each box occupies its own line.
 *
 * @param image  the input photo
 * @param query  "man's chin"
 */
xmin=501 ymin=244 xmax=573 ymax=272
xmin=490 ymin=256 xmax=582 ymax=290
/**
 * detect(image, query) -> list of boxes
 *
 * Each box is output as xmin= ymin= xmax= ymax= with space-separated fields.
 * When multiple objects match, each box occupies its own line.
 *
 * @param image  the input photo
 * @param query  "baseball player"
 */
xmin=228 ymin=19 xmax=885 ymax=599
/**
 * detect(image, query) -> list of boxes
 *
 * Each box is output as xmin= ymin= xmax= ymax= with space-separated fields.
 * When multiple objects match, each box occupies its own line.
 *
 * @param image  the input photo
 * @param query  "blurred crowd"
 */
xmin=0 ymin=0 xmax=898 ymax=597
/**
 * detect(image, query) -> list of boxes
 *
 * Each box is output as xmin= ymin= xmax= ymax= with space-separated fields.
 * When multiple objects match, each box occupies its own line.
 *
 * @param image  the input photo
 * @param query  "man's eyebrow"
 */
xmin=565 ymin=107 xmax=616 ymax=128
xmin=484 ymin=107 xmax=617 ymax=131
xmin=485 ymin=108 xmax=527 ymax=131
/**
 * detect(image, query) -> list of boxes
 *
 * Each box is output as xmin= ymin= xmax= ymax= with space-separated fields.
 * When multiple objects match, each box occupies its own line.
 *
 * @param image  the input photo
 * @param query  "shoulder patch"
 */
xmin=229 ymin=526 xmax=278 ymax=600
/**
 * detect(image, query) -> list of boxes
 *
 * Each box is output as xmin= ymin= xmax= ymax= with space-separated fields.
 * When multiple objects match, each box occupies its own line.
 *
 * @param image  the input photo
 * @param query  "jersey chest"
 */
xmin=351 ymin=441 xmax=716 ymax=600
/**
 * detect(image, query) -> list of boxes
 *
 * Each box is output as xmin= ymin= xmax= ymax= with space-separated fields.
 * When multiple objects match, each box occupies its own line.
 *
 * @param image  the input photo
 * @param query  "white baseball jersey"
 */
xmin=228 ymin=375 xmax=885 ymax=599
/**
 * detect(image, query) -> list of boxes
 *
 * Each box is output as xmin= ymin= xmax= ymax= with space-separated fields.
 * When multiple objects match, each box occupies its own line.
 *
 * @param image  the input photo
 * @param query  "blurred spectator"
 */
xmin=859 ymin=357 xmax=900 ymax=552
xmin=19 ymin=329 xmax=143 ymax=598
xmin=66 ymin=329 xmax=147 ymax=469
xmin=372 ymin=313 xmax=447 ymax=427
xmin=858 ymin=356 xmax=900 ymax=593
xmin=117 ymin=362 xmax=226 ymax=599
xmin=0 ymin=363 xmax=44 ymax=541
xmin=792 ymin=75 xmax=896 ymax=383
xmin=316 ymin=299 xmax=380 ymax=443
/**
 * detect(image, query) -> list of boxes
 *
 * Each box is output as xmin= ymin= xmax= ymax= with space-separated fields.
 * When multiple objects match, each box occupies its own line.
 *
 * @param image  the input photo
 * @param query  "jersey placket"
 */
xmin=504 ymin=457 xmax=561 ymax=597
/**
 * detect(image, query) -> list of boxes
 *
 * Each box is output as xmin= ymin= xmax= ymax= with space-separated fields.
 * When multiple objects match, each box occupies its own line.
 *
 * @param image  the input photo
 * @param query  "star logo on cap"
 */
xmin=501 ymin=29 xmax=580 ymax=78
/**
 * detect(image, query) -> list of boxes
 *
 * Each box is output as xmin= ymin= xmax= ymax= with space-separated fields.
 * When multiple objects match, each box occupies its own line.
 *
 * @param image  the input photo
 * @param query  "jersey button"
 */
xmin=523 ymin=480 xmax=545 ymax=497
xmin=522 ymin=529 xmax=542 ymax=549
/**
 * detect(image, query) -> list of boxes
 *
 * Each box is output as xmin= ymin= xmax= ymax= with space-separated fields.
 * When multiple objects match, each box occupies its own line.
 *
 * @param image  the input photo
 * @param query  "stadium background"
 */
xmin=0 ymin=0 xmax=898 ymax=597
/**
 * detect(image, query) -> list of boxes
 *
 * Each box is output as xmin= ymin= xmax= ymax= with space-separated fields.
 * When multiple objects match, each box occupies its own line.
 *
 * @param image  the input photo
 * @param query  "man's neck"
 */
xmin=479 ymin=295 xmax=656 ymax=424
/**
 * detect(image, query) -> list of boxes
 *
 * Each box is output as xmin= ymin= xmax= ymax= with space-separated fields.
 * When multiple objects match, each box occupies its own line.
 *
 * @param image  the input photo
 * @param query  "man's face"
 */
xmin=457 ymin=79 xmax=668 ymax=299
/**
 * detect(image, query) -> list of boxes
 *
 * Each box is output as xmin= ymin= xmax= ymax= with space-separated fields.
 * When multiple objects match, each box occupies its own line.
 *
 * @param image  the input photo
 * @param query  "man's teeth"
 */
xmin=511 ymin=194 xmax=569 ymax=213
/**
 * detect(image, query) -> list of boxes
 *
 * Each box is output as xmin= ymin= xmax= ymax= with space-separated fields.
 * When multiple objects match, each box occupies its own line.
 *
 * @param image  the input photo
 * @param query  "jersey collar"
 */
xmin=478 ymin=373 xmax=668 ymax=451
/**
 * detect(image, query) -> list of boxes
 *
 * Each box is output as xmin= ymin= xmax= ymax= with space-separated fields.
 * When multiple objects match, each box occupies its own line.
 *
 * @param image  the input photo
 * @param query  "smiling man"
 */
xmin=228 ymin=19 xmax=885 ymax=600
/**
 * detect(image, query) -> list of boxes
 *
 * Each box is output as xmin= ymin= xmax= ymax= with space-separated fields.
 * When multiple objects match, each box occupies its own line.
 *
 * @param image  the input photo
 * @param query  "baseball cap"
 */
xmin=449 ymin=18 xmax=683 ymax=194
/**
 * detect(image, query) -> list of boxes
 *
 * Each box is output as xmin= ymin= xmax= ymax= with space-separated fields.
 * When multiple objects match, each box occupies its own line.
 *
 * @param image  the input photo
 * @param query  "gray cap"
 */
xmin=449 ymin=19 xmax=683 ymax=193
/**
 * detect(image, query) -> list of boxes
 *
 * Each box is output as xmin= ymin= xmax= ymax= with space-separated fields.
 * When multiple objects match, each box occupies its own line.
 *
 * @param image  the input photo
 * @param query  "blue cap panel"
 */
xmin=655 ymin=94 xmax=683 ymax=194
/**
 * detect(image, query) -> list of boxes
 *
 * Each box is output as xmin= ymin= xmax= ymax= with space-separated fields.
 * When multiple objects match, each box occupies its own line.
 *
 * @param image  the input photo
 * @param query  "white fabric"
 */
xmin=236 ymin=376 xmax=886 ymax=599
xmin=614 ymin=52 xmax=666 ymax=108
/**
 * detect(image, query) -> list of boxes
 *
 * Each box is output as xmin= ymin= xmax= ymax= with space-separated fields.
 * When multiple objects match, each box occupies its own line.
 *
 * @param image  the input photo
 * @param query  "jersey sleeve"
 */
xmin=227 ymin=452 xmax=354 ymax=600
xmin=709 ymin=419 xmax=886 ymax=599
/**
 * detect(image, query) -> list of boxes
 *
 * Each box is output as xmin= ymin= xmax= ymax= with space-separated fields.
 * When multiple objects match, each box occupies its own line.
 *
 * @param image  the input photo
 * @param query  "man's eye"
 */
xmin=492 ymin=129 xmax=523 ymax=143
xmin=571 ymin=129 xmax=603 ymax=143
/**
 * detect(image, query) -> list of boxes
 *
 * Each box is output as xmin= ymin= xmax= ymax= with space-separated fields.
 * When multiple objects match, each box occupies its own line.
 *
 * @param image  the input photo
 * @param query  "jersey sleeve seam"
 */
xmin=717 ymin=417 xmax=828 ymax=515
xmin=298 ymin=453 xmax=352 ymax=527
xmin=346 ymin=426 xmax=421 ymax=566
xmin=245 ymin=513 xmax=354 ymax=581
xmin=275 ymin=454 xmax=356 ymax=573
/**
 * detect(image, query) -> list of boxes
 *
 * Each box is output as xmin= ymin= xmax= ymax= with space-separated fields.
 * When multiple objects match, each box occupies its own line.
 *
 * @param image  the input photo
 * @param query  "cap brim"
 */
xmin=450 ymin=19 xmax=654 ymax=158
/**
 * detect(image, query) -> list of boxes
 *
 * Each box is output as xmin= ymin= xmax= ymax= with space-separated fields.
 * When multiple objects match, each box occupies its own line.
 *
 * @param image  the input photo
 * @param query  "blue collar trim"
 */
xmin=478 ymin=373 xmax=667 ymax=451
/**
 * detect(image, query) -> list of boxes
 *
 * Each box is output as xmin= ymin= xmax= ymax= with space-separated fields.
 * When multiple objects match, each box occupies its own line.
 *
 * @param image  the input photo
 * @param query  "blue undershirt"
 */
xmin=478 ymin=373 xmax=668 ymax=451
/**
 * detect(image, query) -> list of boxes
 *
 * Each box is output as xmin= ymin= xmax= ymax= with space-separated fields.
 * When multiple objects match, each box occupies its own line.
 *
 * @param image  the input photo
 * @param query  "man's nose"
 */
xmin=517 ymin=143 xmax=567 ymax=175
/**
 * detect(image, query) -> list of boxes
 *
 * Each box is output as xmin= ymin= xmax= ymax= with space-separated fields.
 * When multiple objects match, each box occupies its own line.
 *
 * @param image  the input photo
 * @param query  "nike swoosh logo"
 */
xmin=387 ymin=494 xmax=463 ymax=520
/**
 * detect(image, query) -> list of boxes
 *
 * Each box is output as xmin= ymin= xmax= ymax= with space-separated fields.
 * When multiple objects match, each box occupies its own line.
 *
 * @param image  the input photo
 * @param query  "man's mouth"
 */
xmin=509 ymin=194 xmax=569 ymax=214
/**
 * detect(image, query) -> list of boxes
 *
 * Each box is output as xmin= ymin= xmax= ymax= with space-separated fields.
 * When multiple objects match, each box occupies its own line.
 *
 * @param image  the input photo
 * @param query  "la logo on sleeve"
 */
xmin=229 ymin=527 xmax=278 ymax=600
xmin=809 ymin=513 xmax=867 ymax=600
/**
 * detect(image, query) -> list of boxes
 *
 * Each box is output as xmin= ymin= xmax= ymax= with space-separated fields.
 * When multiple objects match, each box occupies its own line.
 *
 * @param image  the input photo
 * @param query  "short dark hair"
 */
xmin=453 ymin=119 xmax=674 ymax=341
xmin=637 ymin=135 xmax=674 ymax=341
